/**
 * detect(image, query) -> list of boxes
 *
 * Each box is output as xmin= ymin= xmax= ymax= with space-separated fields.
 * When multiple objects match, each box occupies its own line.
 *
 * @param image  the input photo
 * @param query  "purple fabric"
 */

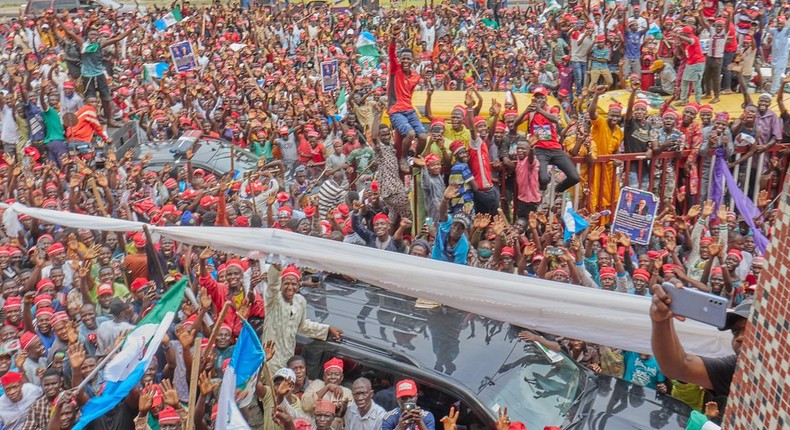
xmin=711 ymin=148 xmax=770 ymax=253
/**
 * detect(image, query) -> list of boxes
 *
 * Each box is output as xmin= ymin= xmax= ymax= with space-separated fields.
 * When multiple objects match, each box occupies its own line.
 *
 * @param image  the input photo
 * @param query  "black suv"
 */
xmin=295 ymin=276 xmax=692 ymax=429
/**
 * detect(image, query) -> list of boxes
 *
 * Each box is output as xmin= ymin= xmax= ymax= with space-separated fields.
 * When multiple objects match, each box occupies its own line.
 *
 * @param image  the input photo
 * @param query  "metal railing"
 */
xmin=559 ymin=145 xmax=789 ymax=216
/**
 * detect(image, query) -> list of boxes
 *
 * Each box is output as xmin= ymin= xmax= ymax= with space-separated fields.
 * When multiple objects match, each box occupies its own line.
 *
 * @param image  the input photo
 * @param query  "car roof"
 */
xmin=124 ymin=134 xmax=258 ymax=174
xmin=304 ymin=276 xmax=527 ymax=394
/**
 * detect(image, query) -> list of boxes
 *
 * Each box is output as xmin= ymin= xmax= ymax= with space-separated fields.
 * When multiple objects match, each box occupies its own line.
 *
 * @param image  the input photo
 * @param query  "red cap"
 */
xmin=0 ymin=371 xmax=23 ymax=386
xmin=280 ymin=265 xmax=302 ymax=281
xmin=323 ymin=357 xmax=344 ymax=373
xmin=36 ymin=307 xmax=54 ymax=319
xmin=450 ymin=140 xmax=465 ymax=155
xmin=373 ymin=213 xmax=390 ymax=224
xmin=236 ymin=215 xmax=249 ymax=227
xmin=599 ymin=267 xmax=617 ymax=279
xmin=3 ymin=297 xmax=21 ymax=310
xmin=395 ymin=379 xmax=418 ymax=398
xmin=46 ymin=242 xmax=65 ymax=256
xmin=20 ymin=331 xmax=39 ymax=350
xmin=728 ymin=249 xmax=743 ymax=262
xmin=130 ymin=278 xmax=149 ymax=293
xmin=36 ymin=278 xmax=54 ymax=292
xmin=158 ymin=406 xmax=180 ymax=425
xmin=276 ymin=191 xmax=290 ymax=203
xmin=500 ymin=246 xmax=515 ymax=258
xmin=632 ymin=269 xmax=651 ymax=281
xmin=97 ymin=283 xmax=114 ymax=296
xmin=34 ymin=294 xmax=52 ymax=307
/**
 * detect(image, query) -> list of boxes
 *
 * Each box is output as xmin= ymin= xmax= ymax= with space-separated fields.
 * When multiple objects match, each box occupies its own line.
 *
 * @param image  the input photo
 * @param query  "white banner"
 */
xmin=0 ymin=203 xmax=734 ymax=358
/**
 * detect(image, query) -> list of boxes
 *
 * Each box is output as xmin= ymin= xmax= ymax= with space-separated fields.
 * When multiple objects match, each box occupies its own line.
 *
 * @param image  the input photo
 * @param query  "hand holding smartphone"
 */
xmin=661 ymin=282 xmax=729 ymax=328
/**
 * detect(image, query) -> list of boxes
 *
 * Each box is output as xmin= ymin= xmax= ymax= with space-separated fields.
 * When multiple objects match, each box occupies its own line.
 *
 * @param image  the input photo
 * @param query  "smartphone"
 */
xmin=661 ymin=282 xmax=729 ymax=328
xmin=546 ymin=246 xmax=564 ymax=257
xmin=311 ymin=275 xmax=320 ymax=283
xmin=403 ymin=402 xmax=417 ymax=412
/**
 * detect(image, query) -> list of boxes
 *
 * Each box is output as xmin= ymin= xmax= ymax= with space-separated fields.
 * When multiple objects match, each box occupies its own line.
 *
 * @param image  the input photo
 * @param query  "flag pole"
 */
xmin=185 ymin=340 xmax=202 ymax=430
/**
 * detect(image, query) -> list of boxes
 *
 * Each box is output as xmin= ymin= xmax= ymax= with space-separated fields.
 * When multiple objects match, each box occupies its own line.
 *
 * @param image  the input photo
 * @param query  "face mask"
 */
xmin=477 ymin=248 xmax=493 ymax=259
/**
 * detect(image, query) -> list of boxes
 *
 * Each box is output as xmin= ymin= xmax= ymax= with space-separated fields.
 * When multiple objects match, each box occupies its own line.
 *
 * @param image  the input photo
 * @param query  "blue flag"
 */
xmin=562 ymin=195 xmax=590 ymax=241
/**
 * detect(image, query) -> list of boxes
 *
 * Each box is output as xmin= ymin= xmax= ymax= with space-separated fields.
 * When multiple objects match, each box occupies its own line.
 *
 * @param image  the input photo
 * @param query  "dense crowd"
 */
xmin=0 ymin=0 xmax=787 ymax=428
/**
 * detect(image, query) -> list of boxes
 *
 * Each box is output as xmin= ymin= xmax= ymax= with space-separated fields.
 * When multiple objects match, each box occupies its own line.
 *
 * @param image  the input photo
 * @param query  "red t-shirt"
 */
xmin=529 ymin=113 xmax=562 ymax=150
xmin=685 ymin=35 xmax=706 ymax=65
xmin=725 ymin=23 xmax=738 ymax=53
xmin=387 ymin=41 xmax=422 ymax=114
xmin=701 ymin=0 xmax=718 ymax=17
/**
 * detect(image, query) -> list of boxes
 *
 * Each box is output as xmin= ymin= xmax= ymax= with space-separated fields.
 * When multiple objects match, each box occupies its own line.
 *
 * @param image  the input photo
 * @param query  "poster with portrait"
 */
xmin=611 ymin=187 xmax=659 ymax=245
xmin=320 ymin=59 xmax=339 ymax=92
xmin=169 ymin=41 xmax=198 ymax=73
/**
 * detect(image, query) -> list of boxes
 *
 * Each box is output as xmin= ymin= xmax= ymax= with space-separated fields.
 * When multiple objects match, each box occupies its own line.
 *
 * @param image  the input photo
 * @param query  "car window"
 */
xmin=54 ymin=0 xmax=79 ymax=10
xmin=209 ymin=148 xmax=258 ymax=176
xmin=475 ymin=341 xmax=583 ymax=429
xmin=299 ymin=346 xmax=487 ymax=428
xmin=29 ymin=0 xmax=52 ymax=12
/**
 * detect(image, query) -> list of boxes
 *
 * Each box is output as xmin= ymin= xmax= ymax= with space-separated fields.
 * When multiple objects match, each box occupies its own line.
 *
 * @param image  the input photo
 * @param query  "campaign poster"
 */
xmin=169 ymin=41 xmax=198 ymax=73
xmin=611 ymin=187 xmax=659 ymax=245
xmin=321 ymin=60 xmax=339 ymax=92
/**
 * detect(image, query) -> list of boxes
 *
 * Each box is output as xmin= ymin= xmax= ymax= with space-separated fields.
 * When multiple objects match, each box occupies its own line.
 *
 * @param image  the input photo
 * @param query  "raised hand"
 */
xmin=708 ymin=243 xmax=721 ymax=258
xmin=263 ymin=340 xmax=276 ymax=363
xmin=138 ymin=384 xmax=154 ymax=414
xmin=605 ymin=235 xmax=618 ymax=255
xmin=473 ymin=213 xmax=491 ymax=230
xmin=492 ymin=215 xmax=508 ymax=236
xmin=440 ymin=406 xmax=459 ymax=430
xmin=716 ymin=203 xmax=729 ymax=222
xmin=443 ymin=184 xmax=460 ymax=201
xmin=199 ymin=247 xmax=213 ymax=261
xmin=757 ymin=190 xmax=770 ymax=209
xmin=175 ymin=325 xmax=197 ymax=348
xmin=528 ymin=212 xmax=538 ymax=230
xmin=587 ymin=226 xmax=605 ymax=242
xmin=199 ymin=287 xmax=212 ymax=311
xmin=160 ymin=379 xmax=179 ymax=407
xmin=701 ymin=200 xmax=715 ymax=218
xmin=67 ymin=343 xmax=87 ymax=369
xmin=496 ymin=406 xmax=510 ymax=430
xmin=687 ymin=204 xmax=701 ymax=219
xmin=198 ymin=372 xmax=217 ymax=397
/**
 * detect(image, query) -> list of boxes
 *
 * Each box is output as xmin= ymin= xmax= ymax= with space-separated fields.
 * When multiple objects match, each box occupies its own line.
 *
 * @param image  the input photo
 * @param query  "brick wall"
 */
xmin=722 ymin=177 xmax=790 ymax=429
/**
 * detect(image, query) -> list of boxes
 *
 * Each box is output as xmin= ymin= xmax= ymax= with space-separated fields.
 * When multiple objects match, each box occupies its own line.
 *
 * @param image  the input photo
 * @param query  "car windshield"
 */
xmin=476 ymin=341 xmax=584 ymax=429
xmin=209 ymin=146 xmax=259 ymax=173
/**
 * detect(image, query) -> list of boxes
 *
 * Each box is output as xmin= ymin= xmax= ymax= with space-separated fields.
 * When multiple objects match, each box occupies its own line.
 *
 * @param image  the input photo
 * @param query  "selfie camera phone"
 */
xmin=661 ymin=282 xmax=729 ymax=328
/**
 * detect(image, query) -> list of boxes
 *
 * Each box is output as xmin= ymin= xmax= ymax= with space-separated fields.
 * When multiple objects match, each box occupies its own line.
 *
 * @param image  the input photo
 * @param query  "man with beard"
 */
xmin=0 ymin=371 xmax=43 ymax=430
xmin=22 ymin=369 xmax=63 ymax=430
xmin=345 ymin=377 xmax=386 ymax=430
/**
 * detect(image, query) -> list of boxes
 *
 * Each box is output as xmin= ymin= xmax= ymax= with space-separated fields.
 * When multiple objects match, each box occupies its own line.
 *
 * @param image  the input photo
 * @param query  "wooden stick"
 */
xmin=86 ymin=178 xmax=108 ymax=216
xmin=185 ymin=340 xmax=202 ymax=430
xmin=202 ymin=301 xmax=231 ymax=355
xmin=75 ymin=341 xmax=123 ymax=393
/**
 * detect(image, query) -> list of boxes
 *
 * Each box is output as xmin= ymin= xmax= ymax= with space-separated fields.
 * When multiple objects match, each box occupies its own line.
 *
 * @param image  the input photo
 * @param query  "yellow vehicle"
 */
xmin=594 ymin=89 xmax=780 ymax=118
xmin=382 ymin=90 xmax=567 ymax=132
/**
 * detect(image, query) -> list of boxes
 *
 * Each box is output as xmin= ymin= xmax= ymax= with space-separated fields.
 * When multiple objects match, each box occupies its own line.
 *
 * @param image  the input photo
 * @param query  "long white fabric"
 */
xmin=0 ymin=202 xmax=735 ymax=357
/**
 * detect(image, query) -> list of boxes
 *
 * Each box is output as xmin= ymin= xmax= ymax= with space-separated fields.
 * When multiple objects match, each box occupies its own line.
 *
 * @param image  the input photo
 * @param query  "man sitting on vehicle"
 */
xmin=381 ymin=379 xmax=436 ymax=430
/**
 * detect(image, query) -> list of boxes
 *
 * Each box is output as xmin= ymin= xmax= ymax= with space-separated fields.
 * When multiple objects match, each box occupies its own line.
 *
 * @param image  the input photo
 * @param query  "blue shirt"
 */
xmin=381 ymin=407 xmax=436 ymax=430
xmin=431 ymin=216 xmax=470 ymax=265
xmin=590 ymin=46 xmax=611 ymax=70
xmin=623 ymin=351 xmax=666 ymax=389
xmin=624 ymin=30 xmax=644 ymax=59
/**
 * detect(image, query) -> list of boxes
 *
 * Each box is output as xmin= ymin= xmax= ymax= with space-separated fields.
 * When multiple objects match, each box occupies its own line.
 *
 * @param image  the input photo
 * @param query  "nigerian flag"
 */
xmin=686 ymin=411 xmax=721 ymax=430
xmin=72 ymin=279 xmax=187 ymax=430
xmin=154 ymin=7 xmax=183 ymax=31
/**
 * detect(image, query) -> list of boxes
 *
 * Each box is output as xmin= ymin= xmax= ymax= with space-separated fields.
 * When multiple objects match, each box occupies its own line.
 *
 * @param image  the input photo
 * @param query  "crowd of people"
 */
xmin=0 ymin=0 xmax=787 ymax=428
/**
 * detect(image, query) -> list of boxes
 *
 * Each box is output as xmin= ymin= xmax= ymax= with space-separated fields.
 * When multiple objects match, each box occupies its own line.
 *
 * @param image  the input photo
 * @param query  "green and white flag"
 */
xmin=154 ymin=7 xmax=183 ymax=31
xmin=336 ymin=88 xmax=348 ymax=119
xmin=686 ymin=411 xmax=721 ymax=430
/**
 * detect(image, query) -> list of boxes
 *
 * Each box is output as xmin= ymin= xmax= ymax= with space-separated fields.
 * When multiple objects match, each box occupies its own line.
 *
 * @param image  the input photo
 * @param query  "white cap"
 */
xmin=273 ymin=368 xmax=296 ymax=383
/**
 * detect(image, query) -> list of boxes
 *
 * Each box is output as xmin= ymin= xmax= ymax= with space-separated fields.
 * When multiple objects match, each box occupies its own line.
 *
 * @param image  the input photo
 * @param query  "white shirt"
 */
xmin=0 ymin=383 xmax=43 ymax=430
xmin=345 ymin=401 xmax=387 ymax=430
xmin=96 ymin=319 xmax=135 ymax=353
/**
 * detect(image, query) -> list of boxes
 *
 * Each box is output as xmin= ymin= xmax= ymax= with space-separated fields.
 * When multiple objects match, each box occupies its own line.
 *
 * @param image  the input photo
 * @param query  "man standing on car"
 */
xmin=381 ymin=379 xmax=436 ymax=430
xmin=650 ymin=285 xmax=751 ymax=411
